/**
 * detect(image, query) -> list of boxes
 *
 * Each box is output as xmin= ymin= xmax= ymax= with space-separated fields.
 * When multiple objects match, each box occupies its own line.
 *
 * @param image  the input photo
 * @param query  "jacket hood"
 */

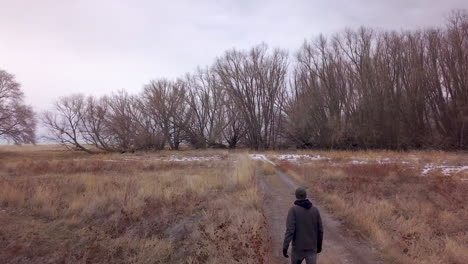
xmin=294 ymin=199 xmax=312 ymax=209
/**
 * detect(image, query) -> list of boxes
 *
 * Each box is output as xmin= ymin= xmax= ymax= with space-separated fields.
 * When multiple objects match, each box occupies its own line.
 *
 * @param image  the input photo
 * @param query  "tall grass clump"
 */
xmin=230 ymin=155 xmax=256 ymax=186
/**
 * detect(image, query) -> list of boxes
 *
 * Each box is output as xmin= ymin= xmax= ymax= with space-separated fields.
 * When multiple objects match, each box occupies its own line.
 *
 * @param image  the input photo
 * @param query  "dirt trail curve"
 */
xmin=254 ymin=155 xmax=384 ymax=264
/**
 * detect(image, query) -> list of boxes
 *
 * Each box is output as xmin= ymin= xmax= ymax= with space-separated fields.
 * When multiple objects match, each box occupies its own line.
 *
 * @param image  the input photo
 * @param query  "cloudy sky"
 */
xmin=1 ymin=0 xmax=467 ymax=113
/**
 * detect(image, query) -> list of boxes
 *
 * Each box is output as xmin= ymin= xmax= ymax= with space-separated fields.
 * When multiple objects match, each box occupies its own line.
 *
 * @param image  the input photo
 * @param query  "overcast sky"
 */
xmin=1 ymin=0 xmax=468 ymax=113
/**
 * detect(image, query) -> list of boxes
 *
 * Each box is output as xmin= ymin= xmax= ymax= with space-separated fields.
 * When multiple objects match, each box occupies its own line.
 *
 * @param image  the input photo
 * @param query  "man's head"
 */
xmin=295 ymin=187 xmax=307 ymax=200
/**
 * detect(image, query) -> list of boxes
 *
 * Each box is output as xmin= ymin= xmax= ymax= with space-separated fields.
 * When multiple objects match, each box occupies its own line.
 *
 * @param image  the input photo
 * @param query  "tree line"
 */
xmin=2 ymin=11 xmax=467 ymax=151
xmin=288 ymin=12 xmax=468 ymax=150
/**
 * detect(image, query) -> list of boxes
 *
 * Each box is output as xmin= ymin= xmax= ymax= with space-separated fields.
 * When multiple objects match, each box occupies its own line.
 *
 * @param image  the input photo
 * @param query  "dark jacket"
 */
xmin=283 ymin=199 xmax=323 ymax=254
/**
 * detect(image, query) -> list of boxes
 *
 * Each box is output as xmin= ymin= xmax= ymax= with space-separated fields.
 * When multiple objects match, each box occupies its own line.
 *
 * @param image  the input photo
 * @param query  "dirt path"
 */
xmin=258 ymin=161 xmax=384 ymax=264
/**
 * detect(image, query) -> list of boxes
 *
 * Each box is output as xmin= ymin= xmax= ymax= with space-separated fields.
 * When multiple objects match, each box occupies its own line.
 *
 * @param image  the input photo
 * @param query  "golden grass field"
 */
xmin=0 ymin=145 xmax=267 ymax=264
xmin=1 ymin=145 xmax=467 ymax=264
xmin=274 ymin=150 xmax=468 ymax=264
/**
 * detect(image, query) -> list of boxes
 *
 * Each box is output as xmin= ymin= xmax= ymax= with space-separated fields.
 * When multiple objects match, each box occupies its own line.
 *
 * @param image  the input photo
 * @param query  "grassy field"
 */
xmin=0 ymin=146 xmax=267 ymax=264
xmin=1 ymin=146 xmax=467 ymax=264
xmin=274 ymin=150 xmax=468 ymax=264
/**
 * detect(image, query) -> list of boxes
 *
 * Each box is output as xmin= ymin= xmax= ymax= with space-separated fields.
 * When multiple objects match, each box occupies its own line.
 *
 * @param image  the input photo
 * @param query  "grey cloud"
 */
xmin=0 ymin=0 xmax=467 ymax=113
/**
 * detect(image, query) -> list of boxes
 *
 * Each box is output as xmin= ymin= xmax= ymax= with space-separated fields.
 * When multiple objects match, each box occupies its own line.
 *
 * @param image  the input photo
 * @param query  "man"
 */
xmin=283 ymin=187 xmax=324 ymax=264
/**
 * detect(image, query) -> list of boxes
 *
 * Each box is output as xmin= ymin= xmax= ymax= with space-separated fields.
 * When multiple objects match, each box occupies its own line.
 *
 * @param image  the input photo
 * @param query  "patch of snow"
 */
xmin=421 ymin=164 xmax=468 ymax=176
xmin=102 ymin=158 xmax=148 ymax=162
xmin=421 ymin=165 xmax=433 ymax=175
xmin=441 ymin=166 xmax=468 ymax=176
xmin=102 ymin=155 xmax=222 ymax=163
xmin=276 ymin=154 xmax=328 ymax=163
xmin=376 ymin=158 xmax=393 ymax=164
xmin=348 ymin=158 xmax=412 ymax=165
xmin=350 ymin=160 xmax=369 ymax=165
xmin=248 ymin=154 xmax=275 ymax=165
xmin=165 ymin=155 xmax=222 ymax=162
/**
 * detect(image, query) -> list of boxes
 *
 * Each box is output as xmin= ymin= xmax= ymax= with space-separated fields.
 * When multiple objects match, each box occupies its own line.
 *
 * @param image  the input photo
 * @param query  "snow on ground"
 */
xmin=253 ymin=153 xmax=467 ymax=179
xmin=274 ymin=155 xmax=410 ymax=165
xmin=276 ymin=154 xmax=328 ymax=162
xmin=248 ymin=153 xmax=326 ymax=165
xmin=421 ymin=164 xmax=468 ymax=176
xmin=164 ymin=155 xmax=223 ymax=162
xmin=350 ymin=160 xmax=368 ymax=165
xmin=349 ymin=158 xmax=410 ymax=165
xmin=248 ymin=154 xmax=275 ymax=165
xmin=103 ymin=155 xmax=223 ymax=163
xmin=102 ymin=153 xmax=467 ymax=180
xmin=349 ymin=159 xmax=467 ymax=177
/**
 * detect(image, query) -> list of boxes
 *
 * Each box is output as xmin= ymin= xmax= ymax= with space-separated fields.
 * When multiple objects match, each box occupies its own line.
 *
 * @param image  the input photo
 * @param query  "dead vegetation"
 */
xmin=2 ymin=146 xmax=466 ymax=263
xmin=277 ymin=151 xmax=468 ymax=264
xmin=0 ymin=146 xmax=267 ymax=264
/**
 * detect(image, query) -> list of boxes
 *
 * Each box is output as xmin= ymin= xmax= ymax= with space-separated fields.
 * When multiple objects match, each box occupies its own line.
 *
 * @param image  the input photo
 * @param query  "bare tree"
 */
xmin=0 ymin=70 xmax=36 ymax=144
xmin=215 ymin=44 xmax=288 ymax=150
xmin=45 ymin=92 xmax=165 ymax=153
xmin=183 ymin=68 xmax=226 ymax=148
xmin=80 ymin=96 xmax=114 ymax=151
xmin=142 ymin=79 xmax=188 ymax=150
xmin=130 ymin=96 xmax=166 ymax=151
xmin=287 ymin=34 xmax=354 ymax=148
xmin=101 ymin=91 xmax=151 ymax=152
xmin=43 ymin=94 xmax=91 ymax=152
xmin=426 ymin=10 xmax=468 ymax=148
xmin=222 ymin=95 xmax=246 ymax=148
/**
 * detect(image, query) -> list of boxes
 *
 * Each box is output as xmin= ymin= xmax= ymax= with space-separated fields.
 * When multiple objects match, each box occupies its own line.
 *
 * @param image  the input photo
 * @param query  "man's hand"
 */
xmin=282 ymin=248 xmax=289 ymax=258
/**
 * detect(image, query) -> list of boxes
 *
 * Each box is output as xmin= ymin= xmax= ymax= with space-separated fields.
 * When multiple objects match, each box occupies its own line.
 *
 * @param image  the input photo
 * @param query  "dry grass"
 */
xmin=260 ymin=162 xmax=276 ymax=176
xmin=278 ymin=152 xmax=468 ymax=264
xmin=0 ymin=146 xmax=267 ymax=264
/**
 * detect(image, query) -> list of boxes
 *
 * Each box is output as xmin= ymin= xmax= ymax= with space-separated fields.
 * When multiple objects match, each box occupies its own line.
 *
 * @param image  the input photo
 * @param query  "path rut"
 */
xmin=259 ymin=166 xmax=384 ymax=264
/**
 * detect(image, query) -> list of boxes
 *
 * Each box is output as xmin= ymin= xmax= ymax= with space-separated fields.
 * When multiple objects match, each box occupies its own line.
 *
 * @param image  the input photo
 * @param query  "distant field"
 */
xmin=0 ymin=146 xmax=267 ymax=264
xmin=1 ymin=146 xmax=467 ymax=264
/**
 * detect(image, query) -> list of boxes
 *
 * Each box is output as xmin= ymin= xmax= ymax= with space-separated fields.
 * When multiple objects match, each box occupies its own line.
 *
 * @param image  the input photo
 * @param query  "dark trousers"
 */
xmin=291 ymin=250 xmax=317 ymax=264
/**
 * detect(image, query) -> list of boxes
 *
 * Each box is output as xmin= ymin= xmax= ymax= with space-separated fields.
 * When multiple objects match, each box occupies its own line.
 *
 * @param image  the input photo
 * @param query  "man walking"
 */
xmin=283 ymin=187 xmax=324 ymax=264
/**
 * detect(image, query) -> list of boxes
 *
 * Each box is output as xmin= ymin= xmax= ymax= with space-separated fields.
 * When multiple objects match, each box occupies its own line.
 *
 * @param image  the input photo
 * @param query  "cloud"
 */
xmin=0 ymin=0 xmax=467 ymax=113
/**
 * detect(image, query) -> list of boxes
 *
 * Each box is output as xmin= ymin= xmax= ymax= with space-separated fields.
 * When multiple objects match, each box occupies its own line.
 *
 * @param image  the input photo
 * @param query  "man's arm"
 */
xmin=317 ymin=209 xmax=324 ymax=253
xmin=283 ymin=207 xmax=295 ymax=251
